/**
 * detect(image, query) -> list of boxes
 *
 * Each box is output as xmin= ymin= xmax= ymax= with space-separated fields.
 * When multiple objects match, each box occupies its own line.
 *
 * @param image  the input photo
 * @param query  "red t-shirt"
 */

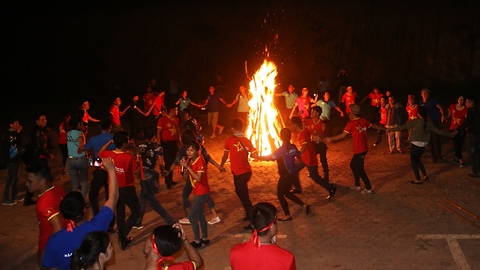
xmin=295 ymin=96 xmax=313 ymax=119
xmin=368 ymin=92 xmax=383 ymax=107
xmin=157 ymin=115 xmax=179 ymax=142
xmin=297 ymin=129 xmax=317 ymax=166
xmin=379 ymin=106 xmax=387 ymax=125
xmin=341 ymin=92 xmax=357 ymax=113
xmin=224 ymin=136 xmax=256 ymax=176
xmin=82 ymin=110 xmax=90 ymax=123
xmin=110 ymin=104 xmax=121 ymax=125
xmin=304 ymin=118 xmax=324 ymax=136
xmin=58 ymin=122 xmax=67 ymax=145
xmin=164 ymin=261 xmax=196 ymax=270
xmin=143 ymin=93 xmax=156 ymax=112
xmin=152 ymin=94 xmax=165 ymax=116
xmin=448 ymin=104 xmax=467 ymax=131
xmin=344 ymin=118 xmax=371 ymax=154
xmin=187 ymin=156 xmax=209 ymax=196
xmin=406 ymin=104 xmax=419 ymax=121
xmin=100 ymin=150 xmax=137 ymax=188
xmin=230 ymin=240 xmax=297 ymax=270
xmin=37 ymin=184 xmax=66 ymax=255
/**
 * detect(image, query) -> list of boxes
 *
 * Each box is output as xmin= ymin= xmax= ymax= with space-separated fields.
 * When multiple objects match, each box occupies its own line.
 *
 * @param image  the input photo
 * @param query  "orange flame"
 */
xmin=246 ymin=60 xmax=284 ymax=156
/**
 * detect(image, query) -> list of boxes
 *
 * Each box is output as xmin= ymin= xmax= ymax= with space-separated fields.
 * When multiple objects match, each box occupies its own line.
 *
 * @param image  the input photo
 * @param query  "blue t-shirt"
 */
xmin=419 ymin=98 xmax=440 ymax=125
xmin=207 ymin=93 xmax=221 ymax=112
xmin=178 ymin=98 xmax=192 ymax=111
xmin=316 ymin=99 xmax=336 ymax=120
xmin=271 ymin=143 xmax=302 ymax=175
xmin=84 ymin=131 xmax=116 ymax=158
xmin=67 ymin=130 xmax=85 ymax=157
xmin=42 ymin=206 xmax=114 ymax=270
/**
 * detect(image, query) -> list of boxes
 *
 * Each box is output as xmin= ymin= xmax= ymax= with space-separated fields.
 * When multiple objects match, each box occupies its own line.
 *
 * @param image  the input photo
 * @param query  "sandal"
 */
xmin=277 ymin=216 xmax=293 ymax=221
xmin=410 ymin=180 xmax=423 ymax=185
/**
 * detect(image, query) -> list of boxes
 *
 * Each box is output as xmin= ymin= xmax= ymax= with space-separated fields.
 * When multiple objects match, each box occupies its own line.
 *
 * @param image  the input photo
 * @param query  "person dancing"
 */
xmin=388 ymin=106 xmax=455 ymax=184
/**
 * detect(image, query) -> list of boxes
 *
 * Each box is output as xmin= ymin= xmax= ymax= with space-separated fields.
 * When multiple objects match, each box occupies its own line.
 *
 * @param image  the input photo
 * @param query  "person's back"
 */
xmin=230 ymin=202 xmax=296 ymax=270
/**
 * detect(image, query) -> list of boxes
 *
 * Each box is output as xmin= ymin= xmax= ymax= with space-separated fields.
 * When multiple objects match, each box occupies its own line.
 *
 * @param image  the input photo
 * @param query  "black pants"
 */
xmin=313 ymin=142 xmax=329 ymax=180
xmin=89 ymin=169 xmax=115 ymax=228
xmin=467 ymin=134 xmax=480 ymax=176
xmin=453 ymin=133 xmax=466 ymax=161
xmin=410 ymin=144 xmax=427 ymax=181
xmin=233 ymin=172 xmax=253 ymax=220
xmin=429 ymin=124 xmax=442 ymax=160
xmin=116 ymin=186 xmax=140 ymax=238
xmin=59 ymin=144 xmax=68 ymax=167
xmin=162 ymin=141 xmax=178 ymax=185
xmin=89 ymin=169 xmax=109 ymax=214
xmin=350 ymin=151 xmax=372 ymax=189
xmin=277 ymin=173 xmax=304 ymax=216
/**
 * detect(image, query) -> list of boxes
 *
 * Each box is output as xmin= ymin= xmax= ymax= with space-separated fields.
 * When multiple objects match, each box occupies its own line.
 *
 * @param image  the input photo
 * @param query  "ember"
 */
xmin=245 ymin=60 xmax=284 ymax=156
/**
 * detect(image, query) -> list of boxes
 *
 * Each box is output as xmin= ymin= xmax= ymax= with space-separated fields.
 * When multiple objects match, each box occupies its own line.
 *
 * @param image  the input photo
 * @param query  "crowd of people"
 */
xmin=1 ymin=72 xmax=480 ymax=269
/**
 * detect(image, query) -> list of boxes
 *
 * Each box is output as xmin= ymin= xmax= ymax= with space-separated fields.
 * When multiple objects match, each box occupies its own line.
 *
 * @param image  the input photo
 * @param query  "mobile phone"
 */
xmin=93 ymin=158 xmax=102 ymax=167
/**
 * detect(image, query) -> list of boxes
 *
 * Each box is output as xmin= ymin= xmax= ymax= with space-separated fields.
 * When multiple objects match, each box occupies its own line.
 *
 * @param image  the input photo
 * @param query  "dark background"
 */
xmin=2 ymin=0 xmax=480 ymax=125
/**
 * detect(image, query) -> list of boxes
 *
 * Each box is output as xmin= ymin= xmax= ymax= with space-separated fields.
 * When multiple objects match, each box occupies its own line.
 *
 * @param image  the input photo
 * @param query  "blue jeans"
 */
xmin=3 ymin=160 xmax=20 ymax=201
xmin=137 ymin=171 xmax=174 ymax=225
xmin=188 ymin=194 xmax=210 ymax=241
xmin=68 ymin=156 xmax=89 ymax=197
xmin=182 ymin=178 xmax=215 ymax=210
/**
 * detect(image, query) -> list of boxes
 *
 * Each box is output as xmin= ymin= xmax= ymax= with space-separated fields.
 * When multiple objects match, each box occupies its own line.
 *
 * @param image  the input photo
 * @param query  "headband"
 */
xmin=250 ymin=216 xmax=276 ymax=248
xmin=151 ymin=234 xmax=174 ymax=269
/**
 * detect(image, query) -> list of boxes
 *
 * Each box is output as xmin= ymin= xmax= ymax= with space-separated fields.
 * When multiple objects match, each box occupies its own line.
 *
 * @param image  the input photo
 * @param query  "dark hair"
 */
xmin=323 ymin=91 xmax=330 ymax=96
xmin=25 ymin=160 xmax=51 ymax=183
xmin=418 ymin=106 xmax=429 ymax=130
xmin=181 ymin=129 xmax=197 ymax=144
xmin=143 ymin=127 xmax=155 ymax=140
xmin=60 ymin=191 xmax=85 ymax=223
xmin=68 ymin=116 xmax=83 ymax=131
xmin=290 ymin=116 xmax=303 ymax=128
xmin=231 ymin=118 xmax=244 ymax=131
xmin=183 ymin=108 xmax=192 ymax=117
xmin=152 ymin=225 xmax=183 ymax=257
xmin=280 ymin=128 xmax=292 ymax=142
xmin=9 ymin=117 xmax=20 ymax=125
xmin=70 ymin=231 xmax=110 ymax=270
xmin=311 ymin=106 xmax=322 ymax=115
xmin=36 ymin=114 xmax=46 ymax=121
xmin=388 ymin=94 xmax=396 ymax=101
xmin=99 ymin=117 xmax=112 ymax=131
xmin=186 ymin=141 xmax=200 ymax=152
xmin=251 ymin=202 xmax=277 ymax=236
xmin=113 ymin=131 xmax=129 ymax=148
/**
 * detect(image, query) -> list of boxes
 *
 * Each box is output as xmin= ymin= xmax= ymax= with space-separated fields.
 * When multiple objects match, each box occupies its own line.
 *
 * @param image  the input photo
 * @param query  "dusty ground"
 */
xmin=1 ymin=111 xmax=480 ymax=270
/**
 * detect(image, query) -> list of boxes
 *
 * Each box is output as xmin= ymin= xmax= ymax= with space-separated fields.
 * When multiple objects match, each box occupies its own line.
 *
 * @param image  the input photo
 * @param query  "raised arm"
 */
xmin=102 ymin=158 xmax=119 ymax=210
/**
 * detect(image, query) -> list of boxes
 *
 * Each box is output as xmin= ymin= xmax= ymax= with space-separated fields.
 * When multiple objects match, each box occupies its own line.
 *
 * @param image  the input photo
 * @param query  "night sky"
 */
xmin=3 ymin=0 xmax=480 ymax=125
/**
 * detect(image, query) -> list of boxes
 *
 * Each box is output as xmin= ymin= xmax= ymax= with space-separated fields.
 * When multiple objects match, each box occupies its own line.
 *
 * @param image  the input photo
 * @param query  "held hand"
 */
xmin=324 ymin=137 xmax=332 ymax=144
xmin=218 ymin=166 xmax=226 ymax=172
xmin=340 ymin=112 xmax=345 ymax=117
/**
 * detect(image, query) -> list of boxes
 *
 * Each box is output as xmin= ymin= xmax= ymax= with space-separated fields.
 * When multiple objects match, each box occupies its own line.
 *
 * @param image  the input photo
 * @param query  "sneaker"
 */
xmin=349 ymin=186 xmax=361 ymax=191
xmin=208 ymin=216 xmax=221 ymax=225
xmin=179 ymin=217 xmax=191 ymax=225
xmin=361 ymin=189 xmax=373 ymax=194
xmin=459 ymin=163 xmax=465 ymax=168
xmin=201 ymin=239 xmax=211 ymax=246
xmin=14 ymin=197 xmax=24 ymax=202
xmin=452 ymin=159 xmax=461 ymax=165
xmin=2 ymin=199 xmax=17 ymax=206
xmin=397 ymin=149 xmax=403 ymax=154
xmin=133 ymin=224 xmax=143 ymax=230
xmin=218 ymin=126 xmax=224 ymax=135
xmin=190 ymin=241 xmax=202 ymax=249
